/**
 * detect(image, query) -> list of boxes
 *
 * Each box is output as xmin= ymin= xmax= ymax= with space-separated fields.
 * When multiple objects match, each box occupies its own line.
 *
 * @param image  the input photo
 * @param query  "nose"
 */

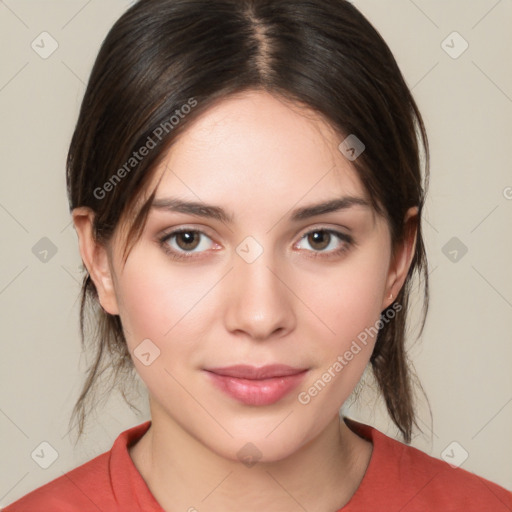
xmin=223 ymin=247 xmax=297 ymax=341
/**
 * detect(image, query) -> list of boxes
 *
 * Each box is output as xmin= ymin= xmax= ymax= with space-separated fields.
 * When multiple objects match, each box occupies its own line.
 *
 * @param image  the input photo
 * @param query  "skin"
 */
xmin=73 ymin=90 xmax=418 ymax=512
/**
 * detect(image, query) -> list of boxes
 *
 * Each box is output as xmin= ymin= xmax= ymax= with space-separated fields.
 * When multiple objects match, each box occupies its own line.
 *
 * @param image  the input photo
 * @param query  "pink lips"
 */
xmin=205 ymin=364 xmax=308 ymax=406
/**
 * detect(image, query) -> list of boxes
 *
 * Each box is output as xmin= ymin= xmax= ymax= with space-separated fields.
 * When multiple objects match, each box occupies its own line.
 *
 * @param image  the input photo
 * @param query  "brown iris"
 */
xmin=175 ymin=231 xmax=201 ymax=251
xmin=307 ymin=231 xmax=330 ymax=251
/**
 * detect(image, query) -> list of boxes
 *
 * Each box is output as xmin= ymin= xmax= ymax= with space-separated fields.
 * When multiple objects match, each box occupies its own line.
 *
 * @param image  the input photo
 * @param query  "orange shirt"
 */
xmin=3 ymin=419 xmax=511 ymax=511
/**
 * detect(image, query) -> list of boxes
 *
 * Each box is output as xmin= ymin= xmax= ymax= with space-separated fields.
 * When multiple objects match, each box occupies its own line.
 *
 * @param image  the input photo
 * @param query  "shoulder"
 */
xmin=387 ymin=434 xmax=512 ymax=510
xmin=1 ymin=451 xmax=112 ymax=512
xmin=2 ymin=421 xmax=159 ymax=512
xmin=344 ymin=418 xmax=512 ymax=511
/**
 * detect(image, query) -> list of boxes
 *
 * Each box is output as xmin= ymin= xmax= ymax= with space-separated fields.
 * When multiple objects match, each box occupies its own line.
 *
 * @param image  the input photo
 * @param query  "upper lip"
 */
xmin=205 ymin=364 xmax=308 ymax=380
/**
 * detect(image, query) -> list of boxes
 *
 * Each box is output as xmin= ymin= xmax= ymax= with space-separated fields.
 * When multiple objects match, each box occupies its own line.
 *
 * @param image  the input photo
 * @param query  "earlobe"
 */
xmin=72 ymin=207 xmax=119 ymax=315
xmin=382 ymin=206 xmax=418 ymax=310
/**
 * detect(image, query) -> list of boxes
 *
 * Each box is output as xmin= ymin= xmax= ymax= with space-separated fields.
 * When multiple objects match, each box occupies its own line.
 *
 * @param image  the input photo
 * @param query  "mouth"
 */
xmin=204 ymin=364 xmax=309 ymax=406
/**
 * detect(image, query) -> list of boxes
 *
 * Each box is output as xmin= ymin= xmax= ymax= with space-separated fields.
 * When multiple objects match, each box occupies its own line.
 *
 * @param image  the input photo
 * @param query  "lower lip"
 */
xmin=205 ymin=370 xmax=308 ymax=406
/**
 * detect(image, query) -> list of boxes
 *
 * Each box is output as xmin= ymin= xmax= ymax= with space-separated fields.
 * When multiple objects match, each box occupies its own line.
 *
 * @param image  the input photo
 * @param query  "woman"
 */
xmin=5 ymin=0 xmax=511 ymax=510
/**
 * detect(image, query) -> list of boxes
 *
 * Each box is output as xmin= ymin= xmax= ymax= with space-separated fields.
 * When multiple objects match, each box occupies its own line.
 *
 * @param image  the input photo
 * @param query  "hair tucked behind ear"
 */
xmin=67 ymin=0 xmax=430 ymax=443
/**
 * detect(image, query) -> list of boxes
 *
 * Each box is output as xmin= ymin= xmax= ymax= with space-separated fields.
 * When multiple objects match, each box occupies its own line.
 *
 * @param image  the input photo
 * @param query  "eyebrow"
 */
xmin=151 ymin=196 xmax=371 ymax=224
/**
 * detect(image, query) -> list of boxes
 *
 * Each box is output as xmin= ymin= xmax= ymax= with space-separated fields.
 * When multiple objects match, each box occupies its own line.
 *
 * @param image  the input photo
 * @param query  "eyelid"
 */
xmin=159 ymin=224 xmax=219 ymax=244
xmin=297 ymin=223 xmax=352 ymax=237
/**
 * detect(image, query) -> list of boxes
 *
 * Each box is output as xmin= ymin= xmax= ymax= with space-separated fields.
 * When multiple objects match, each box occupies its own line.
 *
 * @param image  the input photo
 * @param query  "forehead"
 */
xmin=150 ymin=91 xmax=368 ymax=209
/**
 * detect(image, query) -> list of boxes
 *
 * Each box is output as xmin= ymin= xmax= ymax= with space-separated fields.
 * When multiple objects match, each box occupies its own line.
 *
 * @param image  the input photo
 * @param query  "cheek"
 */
xmin=295 ymin=252 xmax=390 ymax=414
xmin=301 ymin=249 xmax=390 ymax=351
xmin=115 ymin=253 xmax=217 ymax=347
xmin=113 ymin=258 xmax=211 ymax=399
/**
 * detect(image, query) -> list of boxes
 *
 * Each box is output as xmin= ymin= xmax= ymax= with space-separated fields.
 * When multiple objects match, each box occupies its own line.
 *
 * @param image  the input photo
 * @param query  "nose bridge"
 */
xmin=224 ymin=240 xmax=295 ymax=339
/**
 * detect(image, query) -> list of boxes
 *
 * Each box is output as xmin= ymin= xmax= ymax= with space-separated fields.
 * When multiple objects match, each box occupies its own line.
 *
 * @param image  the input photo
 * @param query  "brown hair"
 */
xmin=67 ymin=0 xmax=430 ymax=443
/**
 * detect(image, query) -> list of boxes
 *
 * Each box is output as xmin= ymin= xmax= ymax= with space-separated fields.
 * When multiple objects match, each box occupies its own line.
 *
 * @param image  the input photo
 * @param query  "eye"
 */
xmin=159 ymin=229 xmax=217 ymax=260
xmin=295 ymin=228 xmax=353 ymax=257
xmin=158 ymin=227 xmax=353 ymax=262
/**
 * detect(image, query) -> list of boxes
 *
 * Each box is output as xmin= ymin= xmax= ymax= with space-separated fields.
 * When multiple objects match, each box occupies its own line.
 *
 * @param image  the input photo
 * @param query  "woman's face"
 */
xmin=92 ymin=91 xmax=412 ymax=461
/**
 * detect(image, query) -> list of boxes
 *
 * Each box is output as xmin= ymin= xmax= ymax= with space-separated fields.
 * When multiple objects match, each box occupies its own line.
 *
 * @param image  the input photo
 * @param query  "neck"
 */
xmin=129 ymin=404 xmax=372 ymax=512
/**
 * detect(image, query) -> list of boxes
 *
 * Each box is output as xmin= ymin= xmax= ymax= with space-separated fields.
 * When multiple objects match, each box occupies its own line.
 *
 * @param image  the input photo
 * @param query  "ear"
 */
xmin=72 ymin=207 xmax=119 ymax=315
xmin=381 ymin=206 xmax=418 ymax=310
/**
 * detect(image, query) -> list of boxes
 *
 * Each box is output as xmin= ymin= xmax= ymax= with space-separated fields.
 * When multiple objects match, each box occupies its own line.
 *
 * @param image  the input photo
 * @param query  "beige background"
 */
xmin=0 ymin=0 xmax=511 ymax=506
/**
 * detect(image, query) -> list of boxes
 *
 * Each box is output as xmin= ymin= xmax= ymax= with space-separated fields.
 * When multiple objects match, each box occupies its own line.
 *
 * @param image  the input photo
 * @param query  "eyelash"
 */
xmin=158 ymin=227 xmax=354 ymax=261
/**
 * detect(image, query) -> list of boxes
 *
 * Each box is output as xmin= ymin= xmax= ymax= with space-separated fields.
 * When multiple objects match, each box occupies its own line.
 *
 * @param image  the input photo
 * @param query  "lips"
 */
xmin=207 ymin=364 xmax=306 ymax=379
xmin=204 ymin=364 xmax=308 ymax=406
